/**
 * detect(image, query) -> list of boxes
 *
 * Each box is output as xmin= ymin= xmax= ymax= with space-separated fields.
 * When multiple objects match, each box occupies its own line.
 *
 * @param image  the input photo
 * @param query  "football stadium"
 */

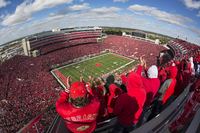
xmin=0 ymin=1 xmax=200 ymax=133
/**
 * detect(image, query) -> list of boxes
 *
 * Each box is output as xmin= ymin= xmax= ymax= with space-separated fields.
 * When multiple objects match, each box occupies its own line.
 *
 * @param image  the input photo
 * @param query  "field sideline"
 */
xmin=51 ymin=53 xmax=138 ymax=88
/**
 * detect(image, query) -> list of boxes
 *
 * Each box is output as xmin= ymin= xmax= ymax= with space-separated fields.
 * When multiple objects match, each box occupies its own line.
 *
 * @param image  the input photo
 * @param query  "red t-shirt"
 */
xmin=56 ymin=91 xmax=100 ymax=133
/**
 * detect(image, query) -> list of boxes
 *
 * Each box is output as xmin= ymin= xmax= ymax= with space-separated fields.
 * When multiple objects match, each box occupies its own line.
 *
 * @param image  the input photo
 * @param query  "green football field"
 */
xmin=52 ymin=53 xmax=137 ymax=83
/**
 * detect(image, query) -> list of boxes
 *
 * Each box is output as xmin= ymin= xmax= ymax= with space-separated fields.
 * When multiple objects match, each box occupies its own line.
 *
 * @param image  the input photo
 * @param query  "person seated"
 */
xmin=56 ymin=77 xmax=100 ymax=133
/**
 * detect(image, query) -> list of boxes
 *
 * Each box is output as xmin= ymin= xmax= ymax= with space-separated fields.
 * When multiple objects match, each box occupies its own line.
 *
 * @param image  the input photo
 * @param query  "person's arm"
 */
xmin=101 ymin=86 xmax=107 ymax=96
xmin=56 ymin=76 xmax=70 ymax=111
xmin=85 ymin=82 xmax=94 ymax=96
xmin=136 ymin=56 xmax=147 ymax=76
xmin=136 ymin=65 xmax=143 ymax=75
xmin=55 ymin=91 xmax=69 ymax=119
xmin=80 ymin=75 xmax=85 ymax=83
xmin=56 ymin=91 xmax=68 ymax=105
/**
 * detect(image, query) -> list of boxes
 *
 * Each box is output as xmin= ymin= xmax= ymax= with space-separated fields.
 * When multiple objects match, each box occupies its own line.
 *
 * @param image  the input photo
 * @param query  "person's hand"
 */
xmin=80 ymin=75 xmax=84 ymax=82
xmin=88 ymin=75 xmax=94 ymax=82
xmin=143 ymin=59 xmax=147 ymax=69
xmin=140 ymin=56 xmax=147 ymax=68
xmin=85 ymin=82 xmax=94 ymax=96
xmin=140 ymin=56 xmax=144 ymax=66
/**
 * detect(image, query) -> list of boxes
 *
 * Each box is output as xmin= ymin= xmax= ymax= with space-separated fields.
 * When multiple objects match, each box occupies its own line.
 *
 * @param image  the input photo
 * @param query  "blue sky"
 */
xmin=0 ymin=0 xmax=200 ymax=45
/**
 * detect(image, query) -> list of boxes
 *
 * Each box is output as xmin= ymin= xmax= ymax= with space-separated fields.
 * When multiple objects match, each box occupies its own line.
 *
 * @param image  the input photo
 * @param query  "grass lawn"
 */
xmin=52 ymin=52 xmax=137 ymax=83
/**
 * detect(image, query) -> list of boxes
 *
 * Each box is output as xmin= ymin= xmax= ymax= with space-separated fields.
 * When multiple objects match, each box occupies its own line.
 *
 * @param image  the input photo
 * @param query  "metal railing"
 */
xmin=131 ymin=84 xmax=191 ymax=133
xmin=185 ymin=108 xmax=200 ymax=133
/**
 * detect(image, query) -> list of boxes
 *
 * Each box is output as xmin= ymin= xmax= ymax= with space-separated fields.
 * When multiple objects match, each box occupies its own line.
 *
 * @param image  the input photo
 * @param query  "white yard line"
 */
xmin=51 ymin=52 xmax=136 ymax=89
xmin=52 ymin=52 xmax=133 ymax=71
xmin=111 ymin=52 xmax=134 ymax=61
xmin=107 ymin=60 xmax=135 ymax=75
xmin=54 ymin=52 xmax=110 ymax=71
xmin=51 ymin=53 xmax=110 ymax=89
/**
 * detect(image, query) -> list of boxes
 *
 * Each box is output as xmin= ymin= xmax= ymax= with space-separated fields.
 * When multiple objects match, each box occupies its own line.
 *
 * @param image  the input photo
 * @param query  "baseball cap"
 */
xmin=69 ymin=82 xmax=87 ymax=99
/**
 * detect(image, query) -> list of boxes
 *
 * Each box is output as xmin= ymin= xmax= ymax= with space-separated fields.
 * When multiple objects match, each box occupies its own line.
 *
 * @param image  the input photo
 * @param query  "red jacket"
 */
xmin=126 ymin=72 xmax=146 ymax=124
xmin=143 ymin=78 xmax=160 ymax=106
xmin=114 ymin=93 xmax=139 ymax=126
xmin=136 ymin=65 xmax=160 ymax=106
xmin=56 ymin=91 xmax=100 ymax=133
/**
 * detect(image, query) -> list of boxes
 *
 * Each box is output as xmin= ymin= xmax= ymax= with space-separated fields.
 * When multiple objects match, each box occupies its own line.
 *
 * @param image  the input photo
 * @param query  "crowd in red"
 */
xmin=56 ymin=50 xmax=200 ymax=132
xmin=103 ymin=35 xmax=166 ymax=65
xmin=167 ymin=39 xmax=199 ymax=59
xmin=30 ymin=31 xmax=101 ymax=54
xmin=0 ymin=56 xmax=60 ymax=132
xmin=56 ymin=37 xmax=200 ymax=133
xmin=0 ymin=34 xmax=199 ymax=133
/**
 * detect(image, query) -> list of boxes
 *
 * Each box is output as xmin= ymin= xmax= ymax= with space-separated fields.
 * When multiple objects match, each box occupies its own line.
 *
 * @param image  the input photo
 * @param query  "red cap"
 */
xmin=69 ymin=82 xmax=87 ymax=99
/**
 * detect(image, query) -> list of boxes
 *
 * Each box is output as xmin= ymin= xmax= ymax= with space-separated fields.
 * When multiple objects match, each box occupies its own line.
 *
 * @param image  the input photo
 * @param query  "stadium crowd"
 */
xmin=0 ymin=56 xmax=60 ymax=132
xmin=56 ymin=50 xmax=200 ymax=133
xmin=0 ymin=35 xmax=199 ymax=132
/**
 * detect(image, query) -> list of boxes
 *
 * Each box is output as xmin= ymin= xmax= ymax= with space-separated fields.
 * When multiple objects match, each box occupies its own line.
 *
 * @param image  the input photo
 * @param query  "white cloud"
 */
xmin=183 ymin=0 xmax=200 ymax=9
xmin=69 ymin=3 xmax=90 ymax=11
xmin=91 ymin=6 xmax=121 ymax=14
xmin=128 ymin=4 xmax=192 ymax=27
xmin=49 ymin=6 xmax=120 ymax=19
xmin=0 ymin=6 xmax=200 ymax=46
xmin=0 ymin=6 xmax=122 ymax=45
xmin=0 ymin=0 xmax=10 ymax=8
xmin=113 ymin=0 xmax=129 ymax=3
xmin=1 ymin=0 xmax=73 ymax=26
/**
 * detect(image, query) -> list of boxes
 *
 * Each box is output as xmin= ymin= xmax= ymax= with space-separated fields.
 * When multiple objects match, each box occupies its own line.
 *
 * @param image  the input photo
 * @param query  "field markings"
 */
xmin=53 ymin=52 xmax=111 ymax=71
xmin=51 ymin=52 xmax=136 ymax=87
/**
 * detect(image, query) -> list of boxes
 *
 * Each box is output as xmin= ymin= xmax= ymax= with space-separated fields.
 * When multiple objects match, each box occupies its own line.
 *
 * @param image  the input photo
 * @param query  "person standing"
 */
xmin=56 ymin=77 xmax=100 ymax=133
